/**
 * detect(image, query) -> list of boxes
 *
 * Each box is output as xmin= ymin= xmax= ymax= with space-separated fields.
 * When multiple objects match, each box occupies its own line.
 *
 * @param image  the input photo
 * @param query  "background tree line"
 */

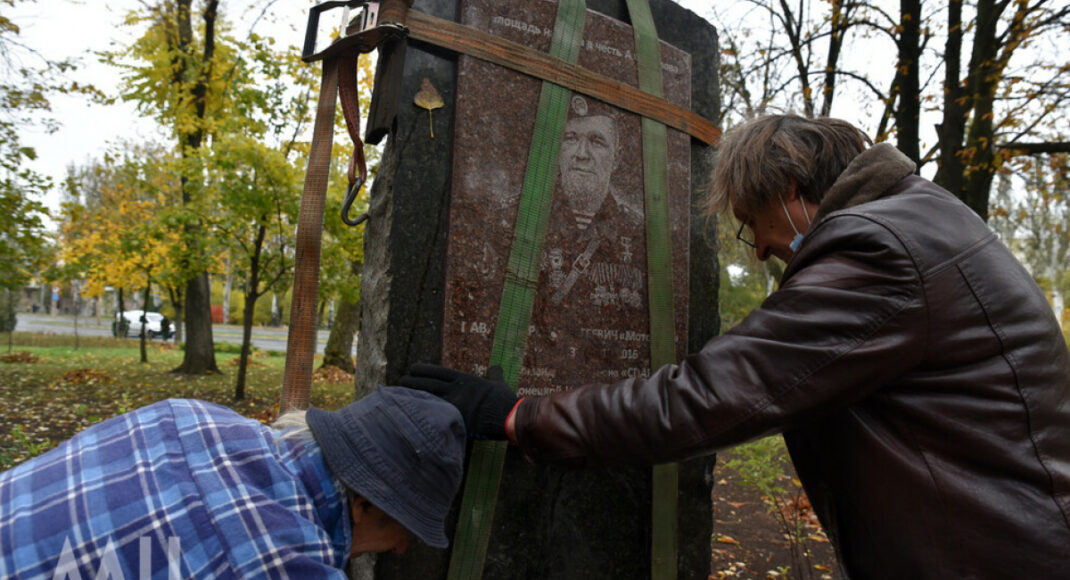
xmin=707 ymin=0 xmax=1068 ymax=332
xmin=3 ymin=0 xmax=373 ymax=400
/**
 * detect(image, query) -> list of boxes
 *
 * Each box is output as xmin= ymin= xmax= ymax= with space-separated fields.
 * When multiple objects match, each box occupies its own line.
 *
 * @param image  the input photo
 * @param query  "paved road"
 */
xmin=14 ymin=314 xmax=350 ymax=355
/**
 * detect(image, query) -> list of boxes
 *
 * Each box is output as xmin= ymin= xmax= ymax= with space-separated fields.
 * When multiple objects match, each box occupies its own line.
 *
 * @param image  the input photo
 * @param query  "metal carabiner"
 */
xmin=341 ymin=178 xmax=368 ymax=226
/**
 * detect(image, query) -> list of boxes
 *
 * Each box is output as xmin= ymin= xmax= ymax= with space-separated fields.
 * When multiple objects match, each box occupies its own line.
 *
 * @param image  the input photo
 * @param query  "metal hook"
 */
xmin=341 ymin=179 xmax=369 ymax=226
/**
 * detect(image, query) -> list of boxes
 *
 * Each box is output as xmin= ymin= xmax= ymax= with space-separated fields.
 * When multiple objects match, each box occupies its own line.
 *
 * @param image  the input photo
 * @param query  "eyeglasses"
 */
xmin=736 ymin=221 xmax=756 ymax=248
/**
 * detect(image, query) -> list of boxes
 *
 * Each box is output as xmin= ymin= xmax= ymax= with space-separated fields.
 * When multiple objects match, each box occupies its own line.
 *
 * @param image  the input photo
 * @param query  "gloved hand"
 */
xmin=398 ymin=364 xmax=518 ymax=440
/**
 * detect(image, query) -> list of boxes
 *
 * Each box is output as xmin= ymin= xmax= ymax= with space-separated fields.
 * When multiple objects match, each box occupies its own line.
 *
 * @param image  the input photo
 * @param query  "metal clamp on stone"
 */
xmin=302 ymin=0 xmax=414 ymax=228
xmin=302 ymin=1 xmax=408 ymax=64
xmin=280 ymin=0 xmax=414 ymax=412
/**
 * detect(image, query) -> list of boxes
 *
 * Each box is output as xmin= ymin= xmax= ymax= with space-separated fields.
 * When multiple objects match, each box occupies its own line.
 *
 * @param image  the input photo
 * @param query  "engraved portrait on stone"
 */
xmin=547 ymin=96 xmax=644 ymax=308
xmin=443 ymin=0 xmax=691 ymax=397
xmin=559 ymin=96 xmax=626 ymax=230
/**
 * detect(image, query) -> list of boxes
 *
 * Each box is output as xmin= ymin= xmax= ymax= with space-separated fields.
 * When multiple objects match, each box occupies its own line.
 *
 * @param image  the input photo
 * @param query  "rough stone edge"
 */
xmin=353 ymin=0 xmax=722 ymax=577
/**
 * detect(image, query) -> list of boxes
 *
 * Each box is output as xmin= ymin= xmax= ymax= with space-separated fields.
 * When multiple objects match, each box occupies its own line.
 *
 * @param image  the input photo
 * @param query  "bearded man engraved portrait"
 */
xmin=543 ymin=96 xmax=644 ymax=307
xmin=521 ymin=97 xmax=649 ymax=393
xmin=559 ymin=107 xmax=620 ymax=230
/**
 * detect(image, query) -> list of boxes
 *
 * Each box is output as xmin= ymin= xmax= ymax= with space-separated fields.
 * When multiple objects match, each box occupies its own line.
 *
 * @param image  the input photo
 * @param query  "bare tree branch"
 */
xmin=998 ymin=142 xmax=1070 ymax=155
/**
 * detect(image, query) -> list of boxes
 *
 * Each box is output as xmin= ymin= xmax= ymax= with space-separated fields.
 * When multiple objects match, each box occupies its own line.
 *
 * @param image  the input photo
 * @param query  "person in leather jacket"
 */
xmin=401 ymin=114 xmax=1070 ymax=578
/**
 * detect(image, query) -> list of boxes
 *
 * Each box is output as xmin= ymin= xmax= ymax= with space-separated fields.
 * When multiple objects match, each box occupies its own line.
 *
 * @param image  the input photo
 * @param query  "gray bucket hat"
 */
xmin=306 ymin=386 xmax=466 ymax=548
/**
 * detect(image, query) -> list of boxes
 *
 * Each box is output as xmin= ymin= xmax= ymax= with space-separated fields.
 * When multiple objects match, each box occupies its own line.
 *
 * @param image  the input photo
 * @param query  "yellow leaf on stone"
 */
xmin=414 ymin=77 xmax=444 ymax=139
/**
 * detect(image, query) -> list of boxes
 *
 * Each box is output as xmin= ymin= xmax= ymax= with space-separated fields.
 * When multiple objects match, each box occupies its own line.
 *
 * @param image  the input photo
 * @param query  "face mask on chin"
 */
xmin=777 ymin=191 xmax=813 ymax=254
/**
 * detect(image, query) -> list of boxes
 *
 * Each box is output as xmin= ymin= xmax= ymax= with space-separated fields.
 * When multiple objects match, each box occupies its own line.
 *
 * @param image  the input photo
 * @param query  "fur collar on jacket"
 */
xmin=813 ymin=143 xmax=916 ymax=223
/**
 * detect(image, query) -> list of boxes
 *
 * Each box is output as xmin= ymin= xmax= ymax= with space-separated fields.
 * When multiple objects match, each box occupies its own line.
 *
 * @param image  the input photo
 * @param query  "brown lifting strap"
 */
xmin=337 ymin=48 xmax=371 ymax=226
xmin=306 ymin=2 xmax=720 ymax=150
xmin=308 ymin=1 xmax=722 ymax=231
xmin=404 ymin=8 xmax=721 ymax=145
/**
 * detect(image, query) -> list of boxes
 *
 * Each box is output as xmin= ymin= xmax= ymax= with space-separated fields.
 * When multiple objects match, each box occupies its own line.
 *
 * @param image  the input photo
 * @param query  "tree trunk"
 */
xmin=933 ymin=0 xmax=966 ymax=196
xmin=958 ymin=0 xmax=1002 ymax=219
xmin=778 ymin=0 xmax=815 ymax=117
xmin=894 ymin=0 xmax=921 ymax=166
xmin=173 ymin=272 xmax=219 ymax=374
xmin=140 ymin=281 xmax=151 ymax=364
xmin=73 ymin=283 xmax=80 ymax=351
xmin=934 ymin=0 xmax=1033 ymax=221
xmin=4 ymin=288 xmax=14 ymax=353
xmin=116 ymin=287 xmax=126 ymax=339
xmin=235 ymin=288 xmax=257 ymax=400
xmin=223 ymin=256 xmax=232 ymax=324
xmin=322 ymin=292 xmax=360 ymax=374
xmin=171 ymin=0 xmax=221 ymax=375
xmin=819 ymin=0 xmax=854 ymax=117
xmin=235 ymin=223 xmax=267 ymax=400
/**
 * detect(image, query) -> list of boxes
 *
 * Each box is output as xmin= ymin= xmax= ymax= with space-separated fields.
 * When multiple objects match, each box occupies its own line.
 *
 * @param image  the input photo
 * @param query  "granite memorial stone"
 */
xmin=442 ymin=0 xmax=691 ymax=396
xmin=356 ymin=1 xmax=720 ymax=577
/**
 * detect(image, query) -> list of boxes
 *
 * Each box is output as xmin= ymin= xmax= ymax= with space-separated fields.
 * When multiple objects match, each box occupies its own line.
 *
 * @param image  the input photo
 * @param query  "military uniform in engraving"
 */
xmin=442 ymin=0 xmax=692 ymax=402
xmin=522 ymin=98 xmax=649 ymax=396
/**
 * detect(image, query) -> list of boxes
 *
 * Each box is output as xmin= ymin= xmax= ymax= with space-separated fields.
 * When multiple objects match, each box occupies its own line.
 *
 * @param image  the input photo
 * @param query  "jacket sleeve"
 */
xmin=514 ymin=214 xmax=929 ymax=464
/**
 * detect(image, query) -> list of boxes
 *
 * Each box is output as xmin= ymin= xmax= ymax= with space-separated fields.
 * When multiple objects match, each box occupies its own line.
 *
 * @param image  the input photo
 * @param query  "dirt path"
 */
xmin=710 ymin=448 xmax=838 ymax=580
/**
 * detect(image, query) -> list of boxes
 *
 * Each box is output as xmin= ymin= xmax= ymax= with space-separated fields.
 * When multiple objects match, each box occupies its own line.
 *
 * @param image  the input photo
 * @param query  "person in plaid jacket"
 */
xmin=0 ymin=388 xmax=465 ymax=579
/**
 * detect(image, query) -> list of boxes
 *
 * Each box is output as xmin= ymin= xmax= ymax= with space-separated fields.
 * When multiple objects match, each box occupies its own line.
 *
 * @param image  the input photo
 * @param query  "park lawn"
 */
xmin=0 ymin=333 xmax=356 ymax=470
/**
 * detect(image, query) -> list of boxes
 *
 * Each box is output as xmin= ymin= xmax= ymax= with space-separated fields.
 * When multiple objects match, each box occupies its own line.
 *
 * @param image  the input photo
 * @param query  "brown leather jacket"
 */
xmin=514 ymin=144 xmax=1070 ymax=578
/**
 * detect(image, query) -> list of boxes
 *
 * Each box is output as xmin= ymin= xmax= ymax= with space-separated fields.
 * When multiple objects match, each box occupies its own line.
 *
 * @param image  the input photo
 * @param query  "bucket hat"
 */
xmin=306 ymin=386 xmax=465 ymax=548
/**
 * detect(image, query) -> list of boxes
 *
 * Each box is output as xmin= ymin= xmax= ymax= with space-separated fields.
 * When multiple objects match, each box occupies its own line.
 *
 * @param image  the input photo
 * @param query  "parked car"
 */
xmin=114 ymin=311 xmax=171 ymax=339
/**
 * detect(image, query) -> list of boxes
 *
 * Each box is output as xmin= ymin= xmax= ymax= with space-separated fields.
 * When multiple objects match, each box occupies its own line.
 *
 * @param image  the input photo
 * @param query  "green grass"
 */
xmin=0 ymin=333 xmax=355 ymax=470
xmin=2 ymin=332 xmax=146 ymax=349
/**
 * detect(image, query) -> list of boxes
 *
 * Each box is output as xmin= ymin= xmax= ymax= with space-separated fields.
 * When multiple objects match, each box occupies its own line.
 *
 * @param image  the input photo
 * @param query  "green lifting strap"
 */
xmin=446 ymin=1 xmax=587 ymax=578
xmin=623 ymin=0 xmax=679 ymax=579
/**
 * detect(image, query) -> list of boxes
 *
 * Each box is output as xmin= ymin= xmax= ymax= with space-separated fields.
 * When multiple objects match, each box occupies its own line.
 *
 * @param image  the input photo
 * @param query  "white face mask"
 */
xmin=777 ymin=191 xmax=813 ymax=253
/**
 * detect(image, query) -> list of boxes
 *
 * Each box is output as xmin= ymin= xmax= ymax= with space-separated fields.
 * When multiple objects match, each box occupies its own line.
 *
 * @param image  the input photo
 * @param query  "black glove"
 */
xmin=398 ymin=364 xmax=518 ymax=440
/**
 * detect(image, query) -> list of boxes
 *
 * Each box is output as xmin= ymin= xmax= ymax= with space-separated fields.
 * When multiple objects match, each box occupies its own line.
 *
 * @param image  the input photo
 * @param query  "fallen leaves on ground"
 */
xmin=712 ymin=445 xmax=839 ymax=579
xmin=766 ymin=491 xmax=824 ymax=535
xmin=0 ymin=341 xmax=355 ymax=471
xmin=1 ymin=351 xmax=40 ymax=364
xmin=61 ymin=369 xmax=114 ymax=385
xmin=313 ymin=365 xmax=354 ymax=384
xmin=250 ymin=404 xmax=279 ymax=425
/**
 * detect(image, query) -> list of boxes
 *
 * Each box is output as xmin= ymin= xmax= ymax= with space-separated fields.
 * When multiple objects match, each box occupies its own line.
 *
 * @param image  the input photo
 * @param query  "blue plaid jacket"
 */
xmin=0 ymin=399 xmax=351 ymax=579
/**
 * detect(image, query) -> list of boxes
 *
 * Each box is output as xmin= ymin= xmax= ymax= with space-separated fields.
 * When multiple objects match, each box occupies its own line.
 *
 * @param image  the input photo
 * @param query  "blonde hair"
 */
xmin=272 ymin=410 xmax=313 ymax=441
xmin=702 ymin=114 xmax=872 ymax=219
xmin=272 ymin=410 xmax=350 ymax=498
